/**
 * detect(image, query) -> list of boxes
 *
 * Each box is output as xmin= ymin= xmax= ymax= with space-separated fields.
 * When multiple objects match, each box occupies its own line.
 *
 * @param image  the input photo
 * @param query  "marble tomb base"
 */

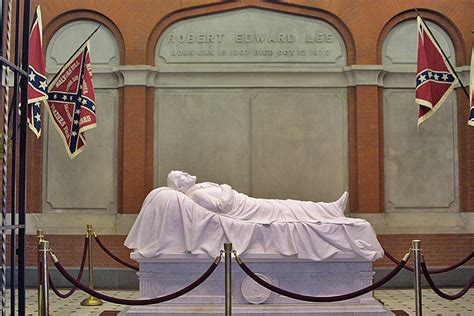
xmin=120 ymin=252 xmax=394 ymax=316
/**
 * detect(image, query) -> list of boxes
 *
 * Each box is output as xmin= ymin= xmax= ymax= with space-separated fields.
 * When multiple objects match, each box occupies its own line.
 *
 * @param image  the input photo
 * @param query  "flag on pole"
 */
xmin=27 ymin=5 xmax=48 ymax=138
xmin=47 ymin=41 xmax=96 ymax=158
xmin=415 ymin=16 xmax=458 ymax=126
xmin=469 ymin=45 xmax=474 ymax=126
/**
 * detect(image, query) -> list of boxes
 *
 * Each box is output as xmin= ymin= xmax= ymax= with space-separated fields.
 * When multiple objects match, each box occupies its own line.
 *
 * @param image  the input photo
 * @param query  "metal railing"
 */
xmin=0 ymin=0 xmax=31 ymax=315
xmin=38 ymin=228 xmax=473 ymax=316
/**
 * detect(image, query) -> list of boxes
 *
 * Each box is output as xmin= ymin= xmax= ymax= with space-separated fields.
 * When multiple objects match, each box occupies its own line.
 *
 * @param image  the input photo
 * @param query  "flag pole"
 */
xmin=48 ymin=25 xmax=100 ymax=85
xmin=415 ymin=9 xmax=470 ymax=100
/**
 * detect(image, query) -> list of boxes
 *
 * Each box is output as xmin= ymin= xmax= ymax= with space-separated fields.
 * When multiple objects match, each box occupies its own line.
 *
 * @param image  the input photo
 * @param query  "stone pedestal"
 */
xmin=120 ymin=253 xmax=393 ymax=315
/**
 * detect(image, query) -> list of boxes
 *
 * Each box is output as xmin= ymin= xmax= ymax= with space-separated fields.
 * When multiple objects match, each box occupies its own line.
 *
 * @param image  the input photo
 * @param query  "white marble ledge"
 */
xmin=18 ymin=211 xmax=474 ymax=236
xmin=352 ymin=212 xmax=474 ymax=234
xmin=21 ymin=213 xmax=137 ymax=235
xmin=130 ymin=252 xmax=372 ymax=263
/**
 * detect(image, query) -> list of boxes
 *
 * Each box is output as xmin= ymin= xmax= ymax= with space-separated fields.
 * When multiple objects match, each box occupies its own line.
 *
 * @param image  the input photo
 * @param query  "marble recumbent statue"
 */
xmin=166 ymin=170 xmax=349 ymax=223
xmin=122 ymin=172 xmax=391 ymax=315
xmin=125 ymin=171 xmax=384 ymax=262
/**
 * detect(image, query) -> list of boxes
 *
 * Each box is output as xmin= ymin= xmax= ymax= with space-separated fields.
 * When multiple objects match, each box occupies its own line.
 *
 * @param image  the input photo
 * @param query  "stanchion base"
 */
xmin=80 ymin=295 xmax=103 ymax=306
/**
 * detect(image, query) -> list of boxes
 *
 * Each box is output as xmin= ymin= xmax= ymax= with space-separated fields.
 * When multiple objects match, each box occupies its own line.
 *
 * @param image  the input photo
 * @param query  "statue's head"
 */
xmin=167 ymin=170 xmax=197 ymax=192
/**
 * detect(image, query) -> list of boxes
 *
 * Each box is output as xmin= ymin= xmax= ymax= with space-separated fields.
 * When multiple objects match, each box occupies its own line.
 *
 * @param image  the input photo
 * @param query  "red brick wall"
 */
xmin=17 ymin=234 xmax=474 ymax=269
xmin=21 ymin=235 xmax=134 ymax=268
xmin=2 ymin=0 xmax=473 ymax=284
xmin=376 ymin=234 xmax=474 ymax=268
xmin=23 ymin=0 xmax=471 ymax=214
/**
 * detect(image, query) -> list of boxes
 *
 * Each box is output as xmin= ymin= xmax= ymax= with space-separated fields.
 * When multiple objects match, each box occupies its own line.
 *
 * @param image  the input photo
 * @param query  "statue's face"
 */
xmin=167 ymin=171 xmax=197 ymax=192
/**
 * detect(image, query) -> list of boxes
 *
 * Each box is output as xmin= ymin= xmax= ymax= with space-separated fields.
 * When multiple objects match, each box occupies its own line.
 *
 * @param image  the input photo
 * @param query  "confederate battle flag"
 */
xmin=415 ymin=16 xmax=458 ymax=126
xmin=47 ymin=41 xmax=96 ymax=158
xmin=27 ymin=5 xmax=48 ymax=137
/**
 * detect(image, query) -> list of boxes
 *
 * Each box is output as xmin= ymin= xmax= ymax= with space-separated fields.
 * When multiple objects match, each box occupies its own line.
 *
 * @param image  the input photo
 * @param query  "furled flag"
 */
xmin=415 ymin=16 xmax=458 ymax=126
xmin=469 ymin=46 xmax=474 ymax=126
xmin=47 ymin=41 xmax=96 ymax=158
xmin=27 ymin=5 xmax=48 ymax=137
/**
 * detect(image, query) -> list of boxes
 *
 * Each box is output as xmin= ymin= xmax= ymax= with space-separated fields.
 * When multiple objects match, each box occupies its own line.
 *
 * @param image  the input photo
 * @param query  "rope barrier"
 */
xmin=93 ymin=235 xmax=138 ymax=271
xmin=49 ymin=250 xmax=221 ymax=305
xmin=234 ymin=251 xmax=410 ymax=302
xmin=420 ymin=259 xmax=474 ymax=300
xmin=48 ymin=237 xmax=89 ymax=299
xmin=43 ymin=237 xmax=473 ymax=307
xmin=384 ymin=247 xmax=473 ymax=274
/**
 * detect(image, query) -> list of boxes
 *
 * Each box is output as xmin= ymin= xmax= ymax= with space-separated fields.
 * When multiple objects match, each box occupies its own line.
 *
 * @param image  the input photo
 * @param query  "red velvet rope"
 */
xmin=94 ymin=235 xmax=138 ymax=271
xmin=420 ymin=261 xmax=473 ymax=300
xmin=49 ymin=237 xmax=89 ymax=299
xmin=236 ymin=255 xmax=408 ymax=302
xmin=52 ymin=255 xmax=220 ymax=305
xmin=383 ymin=247 xmax=473 ymax=274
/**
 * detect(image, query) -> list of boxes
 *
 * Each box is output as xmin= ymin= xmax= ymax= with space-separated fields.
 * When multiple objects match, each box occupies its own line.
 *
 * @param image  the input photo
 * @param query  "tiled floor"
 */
xmin=5 ymin=288 xmax=473 ymax=315
xmin=375 ymin=288 xmax=473 ymax=315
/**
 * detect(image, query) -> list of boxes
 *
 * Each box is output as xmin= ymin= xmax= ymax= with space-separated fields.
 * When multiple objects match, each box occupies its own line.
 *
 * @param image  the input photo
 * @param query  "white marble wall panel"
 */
xmin=155 ymin=8 xmax=346 ymax=69
xmin=153 ymin=8 xmax=349 ymax=202
xmin=382 ymin=19 xmax=455 ymax=66
xmin=155 ymin=89 xmax=252 ymax=194
xmin=43 ymin=90 xmax=118 ymax=212
xmin=154 ymin=89 xmax=347 ymax=203
xmin=124 ymin=254 xmax=394 ymax=315
xmin=44 ymin=21 xmax=120 ymax=213
xmin=382 ymin=18 xmax=459 ymax=213
xmin=383 ymin=90 xmax=458 ymax=212
xmin=46 ymin=20 xmax=120 ymax=73
xmin=251 ymin=90 xmax=347 ymax=202
xmin=137 ymin=257 xmax=373 ymax=305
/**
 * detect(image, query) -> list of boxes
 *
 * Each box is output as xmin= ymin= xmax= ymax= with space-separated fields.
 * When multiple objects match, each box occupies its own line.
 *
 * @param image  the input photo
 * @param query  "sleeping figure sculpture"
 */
xmin=125 ymin=171 xmax=384 ymax=261
xmin=166 ymin=170 xmax=349 ymax=224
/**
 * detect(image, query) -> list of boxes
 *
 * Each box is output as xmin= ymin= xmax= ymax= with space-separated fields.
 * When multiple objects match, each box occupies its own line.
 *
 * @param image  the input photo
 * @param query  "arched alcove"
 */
xmin=43 ymin=20 xmax=120 ymax=213
xmin=382 ymin=19 xmax=459 ymax=213
xmin=46 ymin=19 xmax=120 ymax=70
xmin=383 ymin=19 xmax=455 ymax=66
xmin=152 ymin=8 xmax=349 ymax=203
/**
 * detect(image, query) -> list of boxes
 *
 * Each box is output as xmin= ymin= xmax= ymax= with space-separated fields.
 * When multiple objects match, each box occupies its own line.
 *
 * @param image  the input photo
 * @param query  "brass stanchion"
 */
xmin=38 ymin=239 xmax=49 ymax=316
xmin=80 ymin=224 xmax=103 ymax=306
xmin=224 ymin=243 xmax=232 ymax=316
xmin=412 ymin=240 xmax=423 ymax=316
xmin=36 ymin=229 xmax=44 ymax=315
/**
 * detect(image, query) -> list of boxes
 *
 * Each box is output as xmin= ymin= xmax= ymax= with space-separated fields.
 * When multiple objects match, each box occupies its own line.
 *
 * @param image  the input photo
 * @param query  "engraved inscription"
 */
xmin=168 ymin=33 xmax=224 ymax=44
xmin=156 ymin=9 xmax=345 ymax=65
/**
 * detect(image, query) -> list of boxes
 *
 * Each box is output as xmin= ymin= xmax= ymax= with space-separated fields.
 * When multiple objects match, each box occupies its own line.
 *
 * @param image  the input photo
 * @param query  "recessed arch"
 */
xmin=380 ymin=9 xmax=461 ymax=214
xmin=377 ymin=9 xmax=466 ymax=65
xmin=148 ymin=3 xmax=353 ymax=204
xmin=146 ymin=1 xmax=356 ymax=66
xmin=44 ymin=10 xmax=125 ymax=65
xmin=42 ymin=12 xmax=122 ymax=214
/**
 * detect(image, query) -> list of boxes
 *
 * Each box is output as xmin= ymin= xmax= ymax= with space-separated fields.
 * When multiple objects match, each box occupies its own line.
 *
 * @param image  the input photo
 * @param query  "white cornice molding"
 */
xmin=155 ymin=65 xmax=387 ymax=88
xmin=114 ymin=65 xmax=155 ymax=87
xmin=154 ymin=71 xmax=348 ymax=88
xmin=382 ymin=65 xmax=470 ymax=88
xmin=7 ymin=64 xmax=470 ymax=89
xmin=19 ymin=213 xmax=137 ymax=235
xmin=343 ymin=65 xmax=386 ymax=86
